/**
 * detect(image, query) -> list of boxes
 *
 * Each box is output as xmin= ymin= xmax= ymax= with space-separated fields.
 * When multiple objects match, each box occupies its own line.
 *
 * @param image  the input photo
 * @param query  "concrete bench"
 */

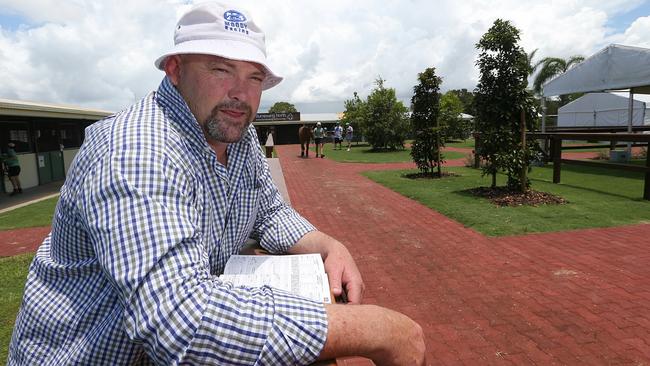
xmin=267 ymin=157 xmax=291 ymax=205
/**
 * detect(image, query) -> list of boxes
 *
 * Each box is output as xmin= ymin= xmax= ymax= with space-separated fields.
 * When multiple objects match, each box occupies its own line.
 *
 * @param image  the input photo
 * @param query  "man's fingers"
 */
xmin=344 ymin=279 xmax=364 ymax=304
xmin=328 ymin=264 xmax=343 ymax=297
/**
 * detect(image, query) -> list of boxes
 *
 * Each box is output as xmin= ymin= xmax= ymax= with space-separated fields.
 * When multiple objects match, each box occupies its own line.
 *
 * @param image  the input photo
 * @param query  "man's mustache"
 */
xmin=211 ymin=100 xmax=253 ymax=120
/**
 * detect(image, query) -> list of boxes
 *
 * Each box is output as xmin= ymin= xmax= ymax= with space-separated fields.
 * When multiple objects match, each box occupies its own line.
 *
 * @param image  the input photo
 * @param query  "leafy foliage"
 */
xmin=447 ymin=89 xmax=476 ymax=116
xmin=341 ymin=92 xmax=366 ymax=141
xmin=268 ymin=101 xmax=297 ymax=113
xmin=532 ymin=55 xmax=585 ymax=105
xmin=360 ymin=77 xmax=410 ymax=150
xmin=473 ymin=19 xmax=539 ymax=191
xmin=440 ymin=92 xmax=472 ymax=141
xmin=410 ymin=67 xmax=443 ymax=176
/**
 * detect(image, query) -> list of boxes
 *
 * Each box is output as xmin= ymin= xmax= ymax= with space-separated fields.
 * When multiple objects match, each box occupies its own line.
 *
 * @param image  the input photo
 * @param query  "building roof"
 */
xmin=0 ymin=98 xmax=114 ymax=120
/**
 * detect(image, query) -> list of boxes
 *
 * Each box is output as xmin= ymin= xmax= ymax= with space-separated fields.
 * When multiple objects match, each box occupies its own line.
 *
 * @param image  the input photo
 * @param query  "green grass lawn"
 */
xmin=317 ymin=144 xmax=466 ymax=163
xmin=364 ymin=164 xmax=650 ymax=236
xmin=446 ymin=139 xmax=475 ymax=149
xmin=0 ymin=254 xmax=33 ymax=361
xmin=0 ymin=196 xmax=59 ymax=231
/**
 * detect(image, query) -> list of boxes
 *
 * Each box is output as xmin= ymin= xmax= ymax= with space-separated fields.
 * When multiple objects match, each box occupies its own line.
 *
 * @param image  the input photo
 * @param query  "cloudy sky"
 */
xmin=0 ymin=0 xmax=649 ymax=113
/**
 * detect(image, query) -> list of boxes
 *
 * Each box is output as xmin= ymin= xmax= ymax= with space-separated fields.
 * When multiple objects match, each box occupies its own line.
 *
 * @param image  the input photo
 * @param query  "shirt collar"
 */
xmin=155 ymin=76 xmax=209 ymax=150
xmin=153 ymin=76 xmax=255 ymax=172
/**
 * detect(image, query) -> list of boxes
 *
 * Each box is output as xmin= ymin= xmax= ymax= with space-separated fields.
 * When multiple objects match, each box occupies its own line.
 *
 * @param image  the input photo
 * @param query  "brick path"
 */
xmin=276 ymin=144 xmax=650 ymax=365
xmin=2 ymin=145 xmax=650 ymax=364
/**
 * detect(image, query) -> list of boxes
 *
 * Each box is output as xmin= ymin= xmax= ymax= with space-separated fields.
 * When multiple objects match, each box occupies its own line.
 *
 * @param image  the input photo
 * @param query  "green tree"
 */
xmin=532 ymin=55 xmax=585 ymax=105
xmin=474 ymin=19 xmax=539 ymax=191
xmin=440 ymin=92 xmax=472 ymax=141
xmin=410 ymin=67 xmax=443 ymax=176
xmin=363 ymin=77 xmax=410 ymax=150
xmin=268 ymin=101 xmax=297 ymax=113
xmin=341 ymin=91 xmax=366 ymax=141
xmin=447 ymin=89 xmax=475 ymax=116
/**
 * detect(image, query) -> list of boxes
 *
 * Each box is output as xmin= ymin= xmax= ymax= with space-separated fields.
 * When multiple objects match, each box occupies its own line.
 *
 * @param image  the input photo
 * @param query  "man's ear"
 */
xmin=163 ymin=55 xmax=182 ymax=86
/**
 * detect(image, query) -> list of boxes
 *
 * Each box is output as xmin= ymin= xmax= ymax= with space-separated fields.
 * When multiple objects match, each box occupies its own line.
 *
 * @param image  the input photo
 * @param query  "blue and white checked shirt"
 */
xmin=9 ymin=77 xmax=328 ymax=365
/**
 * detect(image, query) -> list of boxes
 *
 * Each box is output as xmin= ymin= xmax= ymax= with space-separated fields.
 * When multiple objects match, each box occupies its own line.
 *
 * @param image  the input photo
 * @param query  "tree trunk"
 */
xmin=436 ymin=133 xmax=442 ymax=177
xmin=491 ymin=172 xmax=497 ymax=188
xmin=520 ymin=109 xmax=527 ymax=193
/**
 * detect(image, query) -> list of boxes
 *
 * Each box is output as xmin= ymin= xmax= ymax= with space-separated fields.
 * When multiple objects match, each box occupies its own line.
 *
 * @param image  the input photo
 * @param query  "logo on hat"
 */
xmin=224 ymin=9 xmax=249 ymax=34
xmin=224 ymin=10 xmax=246 ymax=22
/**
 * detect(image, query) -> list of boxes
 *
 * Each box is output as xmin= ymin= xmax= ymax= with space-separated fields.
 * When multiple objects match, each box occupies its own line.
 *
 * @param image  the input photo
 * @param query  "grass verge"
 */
xmin=0 ymin=197 xmax=58 ymax=230
xmin=364 ymin=164 xmax=650 ymax=236
xmin=318 ymin=144 xmax=466 ymax=163
xmin=0 ymin=254 xmax=33 ymax=361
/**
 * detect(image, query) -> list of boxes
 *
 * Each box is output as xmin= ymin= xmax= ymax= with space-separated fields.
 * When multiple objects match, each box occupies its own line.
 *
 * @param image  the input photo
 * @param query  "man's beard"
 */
xmin=204 ymin=100 xmax=253 ymax=143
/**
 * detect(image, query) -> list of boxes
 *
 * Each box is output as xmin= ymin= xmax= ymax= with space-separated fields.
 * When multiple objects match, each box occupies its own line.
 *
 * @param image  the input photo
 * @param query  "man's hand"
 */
xmin=289 ymin=231 xmax=365 ymax=304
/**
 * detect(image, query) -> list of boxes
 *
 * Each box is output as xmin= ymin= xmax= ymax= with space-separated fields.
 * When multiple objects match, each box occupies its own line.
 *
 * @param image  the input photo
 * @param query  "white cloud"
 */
xmin=0 ymin=0 xmax=647 ymax=112
xmin=611 ymin=15 xmax=650 ymax=47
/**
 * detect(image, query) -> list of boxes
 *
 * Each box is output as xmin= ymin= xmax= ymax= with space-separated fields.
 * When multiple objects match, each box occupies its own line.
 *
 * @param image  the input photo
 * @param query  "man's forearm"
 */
xmin=318 ymin=304 xmax=426 ymax=365
xmin=288 ymin=230 xmax=332 ymax=256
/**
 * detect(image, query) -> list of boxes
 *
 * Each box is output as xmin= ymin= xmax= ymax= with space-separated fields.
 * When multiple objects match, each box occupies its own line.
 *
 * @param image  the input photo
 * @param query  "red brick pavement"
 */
xmin=0 ymin=227 xmax=50 ymax=257
xmin=2 ymin=145 xmax=649 ymax=364
xmin=276 ymin=144 xmax=650 ymax=365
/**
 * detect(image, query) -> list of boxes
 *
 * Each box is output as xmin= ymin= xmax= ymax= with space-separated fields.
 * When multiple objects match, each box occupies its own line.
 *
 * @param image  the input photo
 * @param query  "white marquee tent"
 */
xmin=543 ymin=44 xmax=650 ymax=97
xmin=541 ymin=44 xmax=650 ymax=132
xmin=557 ymin=93 xmax=647 ymax=128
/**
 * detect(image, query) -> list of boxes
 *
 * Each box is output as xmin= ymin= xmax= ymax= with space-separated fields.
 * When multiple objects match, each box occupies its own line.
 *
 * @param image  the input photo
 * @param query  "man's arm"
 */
xmin=319 ymin=304 xmax=426 ymax=365
xmin=289 ymin=232 xmax=427 ymax=365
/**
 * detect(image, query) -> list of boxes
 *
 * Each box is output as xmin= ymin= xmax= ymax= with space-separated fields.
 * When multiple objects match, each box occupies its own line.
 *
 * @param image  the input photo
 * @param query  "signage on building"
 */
xmin=254 ymin=112 xmax=300 ymax=122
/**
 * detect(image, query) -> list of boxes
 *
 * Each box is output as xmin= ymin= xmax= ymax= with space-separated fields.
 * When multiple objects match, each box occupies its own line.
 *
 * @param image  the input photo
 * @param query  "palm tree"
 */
xmin=532 ymin=56 xmax=585 ymax=103
xmin=526 ymin=48 xmax=539 ymax=78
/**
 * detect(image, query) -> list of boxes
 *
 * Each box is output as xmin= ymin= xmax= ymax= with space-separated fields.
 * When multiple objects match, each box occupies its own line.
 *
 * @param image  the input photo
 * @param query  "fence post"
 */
xmin=552 ymin=136 xmax=562 ymax=184
xmin=643 ymin=142 xmax=650 ymax=200
xmin=264 ymin=132 xmax=274 ymax=158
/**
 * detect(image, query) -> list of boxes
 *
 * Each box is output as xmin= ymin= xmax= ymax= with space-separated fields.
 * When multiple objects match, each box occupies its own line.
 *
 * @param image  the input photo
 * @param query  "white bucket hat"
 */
xmin=155 ymin=2 xmax=282 ymax=90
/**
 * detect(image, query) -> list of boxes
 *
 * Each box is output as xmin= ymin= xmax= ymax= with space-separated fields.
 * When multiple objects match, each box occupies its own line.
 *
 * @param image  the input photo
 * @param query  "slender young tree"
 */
xmin=410 ymin=67 xmax=443 ymax=176
xmin=474 ymin=19 xmax=538 ymax=191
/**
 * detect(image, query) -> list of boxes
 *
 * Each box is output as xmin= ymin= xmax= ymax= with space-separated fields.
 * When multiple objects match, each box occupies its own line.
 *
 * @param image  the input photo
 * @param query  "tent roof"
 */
xmin=542 ymin=44 xmax=650 ymax=97
xmin=558 ymin=92 xmax=646 ymax=113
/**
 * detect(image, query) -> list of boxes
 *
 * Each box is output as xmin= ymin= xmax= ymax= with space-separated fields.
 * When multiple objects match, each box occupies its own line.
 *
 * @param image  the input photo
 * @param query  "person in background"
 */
xmin=313 ymin=121 xmax=326 ymax=158
xmin=333 ymin=121 xmax=343 ymax=150
xmin=4 ymin=142 xmax=22 ymax=196
xmin=8 ymin=2 xmax=425 ymax=365
xmin=345 ymin=122 xmax=354 ymax=151
xmin=298 ymin=122 xmax=313 ymax=158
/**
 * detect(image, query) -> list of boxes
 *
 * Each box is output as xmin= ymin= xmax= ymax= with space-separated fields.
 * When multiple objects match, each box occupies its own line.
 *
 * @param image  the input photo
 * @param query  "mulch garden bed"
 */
xmin=465 ymin=186 xmax=567 ymax=207
xmin=402 ymin=171 xmax=458 ymax=179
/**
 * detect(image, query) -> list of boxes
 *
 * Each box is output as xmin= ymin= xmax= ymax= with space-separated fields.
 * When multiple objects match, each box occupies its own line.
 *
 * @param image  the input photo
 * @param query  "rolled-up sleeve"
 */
xmin=82 ymin=148 xmax=327 ymax=365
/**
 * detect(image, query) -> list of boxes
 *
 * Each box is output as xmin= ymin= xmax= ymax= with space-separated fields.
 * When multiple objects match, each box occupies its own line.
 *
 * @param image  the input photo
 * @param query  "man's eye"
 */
xmin=251 ymin=76 xmax=264 ymax=83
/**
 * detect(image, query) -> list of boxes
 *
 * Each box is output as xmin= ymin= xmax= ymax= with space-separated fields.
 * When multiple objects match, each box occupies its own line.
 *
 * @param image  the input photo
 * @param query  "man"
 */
xmin=9 ymin=2 xmax=424 ymax=365
xmin=4 ymin=142 xmax=22 ymax=195
xmin=333 ymin=122 xmax=343 ymax=150
xmin=298 ymin=122 xmax=313 ymax=158
xmin=345 ymin=122 xmax=354 ymax=151
xmin=313 ymin=121 xmax=326 ymax=158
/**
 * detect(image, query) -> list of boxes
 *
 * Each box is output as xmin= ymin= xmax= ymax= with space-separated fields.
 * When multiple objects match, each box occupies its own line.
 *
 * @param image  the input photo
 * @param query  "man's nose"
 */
xmin=227 ymin=76 xmax=248 ymax=101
